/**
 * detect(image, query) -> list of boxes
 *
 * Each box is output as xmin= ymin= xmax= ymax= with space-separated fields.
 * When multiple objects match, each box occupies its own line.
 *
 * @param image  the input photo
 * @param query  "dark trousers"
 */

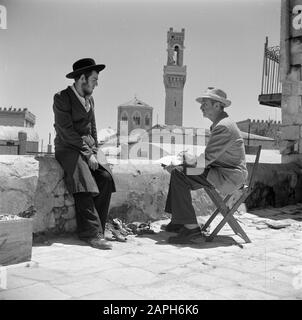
xmin=165 ymin=166 xmax=211 ymax=224
xmin=73 ymin=166 xmax=114 ymax=239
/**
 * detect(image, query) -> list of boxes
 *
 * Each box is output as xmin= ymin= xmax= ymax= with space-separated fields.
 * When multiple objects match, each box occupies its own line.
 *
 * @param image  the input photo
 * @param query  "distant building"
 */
xmin=0 ymin=107 xmax=36 ymax=127
xmin=125 ymin=123 xmax=276 ymax=160
xmin=164 ymin=27 xmax=186 ymax=126
xmin=117 ymin=97 xmax=153 ymax=136
xmin=0 ymin=107 xmax=38 ymax=154
xmin=236 ymin=119 xmax=281 ymax=149
xmin=0 ymin=126 xmax=39 ymax=154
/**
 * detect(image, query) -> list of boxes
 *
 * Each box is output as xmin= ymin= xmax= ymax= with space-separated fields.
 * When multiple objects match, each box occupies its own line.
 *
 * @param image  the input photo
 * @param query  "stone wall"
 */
xmin=1 ymin=155 xmax=302 ymax=234
xmin=0 ymin=155 xmax=216 ymax=234
xmin=245 ymin=162 xmax=302 ymax=208
xmin=280 ymin=1 xmax=302 ymax=164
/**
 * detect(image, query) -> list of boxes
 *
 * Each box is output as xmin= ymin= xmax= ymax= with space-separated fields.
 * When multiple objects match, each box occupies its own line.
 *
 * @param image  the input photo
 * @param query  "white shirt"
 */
xmin=71 ymin=84 xmax=91 ymax=112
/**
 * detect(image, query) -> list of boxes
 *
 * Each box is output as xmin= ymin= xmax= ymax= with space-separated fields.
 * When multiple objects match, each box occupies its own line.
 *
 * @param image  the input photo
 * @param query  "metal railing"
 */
xmin=261 ymin=37 xmax=282 ymax=95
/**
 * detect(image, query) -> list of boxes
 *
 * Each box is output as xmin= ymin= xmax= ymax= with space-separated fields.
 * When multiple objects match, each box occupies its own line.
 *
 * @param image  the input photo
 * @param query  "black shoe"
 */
xmin=86 ymin=233 xmax=113 ymax=250
xmin=161 ymin=222 xmax=184 ymax=233
xmin=168 ymin=226 xmax=202 ymax=244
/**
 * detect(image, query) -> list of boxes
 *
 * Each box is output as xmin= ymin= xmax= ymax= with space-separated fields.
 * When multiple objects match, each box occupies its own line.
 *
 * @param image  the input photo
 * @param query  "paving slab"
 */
xmin=0 ymin=282 xmax=71 ymax=300
xmin=1 ymin=204 xmax=302 ymax=299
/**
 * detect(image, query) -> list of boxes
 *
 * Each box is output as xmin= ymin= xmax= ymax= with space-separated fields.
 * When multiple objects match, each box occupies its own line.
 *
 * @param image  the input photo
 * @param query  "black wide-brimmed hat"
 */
xmin=66 ymin=58 xmax=106 ymax=79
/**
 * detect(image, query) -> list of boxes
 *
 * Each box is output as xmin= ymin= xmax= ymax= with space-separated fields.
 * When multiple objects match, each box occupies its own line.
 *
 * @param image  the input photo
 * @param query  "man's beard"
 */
xmin=82 ymin=84 xmax=93 ymax=98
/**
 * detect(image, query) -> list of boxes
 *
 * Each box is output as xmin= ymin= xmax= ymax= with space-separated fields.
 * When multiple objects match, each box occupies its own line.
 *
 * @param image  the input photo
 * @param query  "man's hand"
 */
xmin=97 ymin=148 xmax=108 ymax=165
xmin=178 ymin=151 xmax=197 ymax=167
xmin=88 ymin=154 xmax=99 ymax=171
xmin=163 ymin=164 xmax=176 ymax=174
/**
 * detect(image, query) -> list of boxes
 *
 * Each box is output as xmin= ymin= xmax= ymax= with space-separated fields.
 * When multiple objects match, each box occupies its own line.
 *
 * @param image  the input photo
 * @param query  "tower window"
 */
xmin=174 ymin=101 xmax=177 ymax=107
xmin=134 ymin=116 xmax=140 ymax=125
xmin=121 ymin=111 xmax=128 ymax=121
xmin=132 ymin=111 xmax=141 ymax=126
xmin=145 ymin=114 xmax=150 ymax=126
xmin=173 ymin=45 xmax=179 ymax=65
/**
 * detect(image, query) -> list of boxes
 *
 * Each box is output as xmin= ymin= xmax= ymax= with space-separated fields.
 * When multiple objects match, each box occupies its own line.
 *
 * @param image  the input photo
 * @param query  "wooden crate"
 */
xmin=0 ymin=217 xmax=33 ymax=266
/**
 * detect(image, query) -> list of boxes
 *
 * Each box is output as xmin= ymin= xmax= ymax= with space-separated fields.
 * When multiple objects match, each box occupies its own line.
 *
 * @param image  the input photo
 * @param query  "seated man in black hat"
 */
xmin=53 ymin=58 xmax=116 ymax=250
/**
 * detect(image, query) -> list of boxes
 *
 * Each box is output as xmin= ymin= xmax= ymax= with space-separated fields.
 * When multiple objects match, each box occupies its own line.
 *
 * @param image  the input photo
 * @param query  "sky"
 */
xmin=0 ymin=0 xmax=281 ymax=149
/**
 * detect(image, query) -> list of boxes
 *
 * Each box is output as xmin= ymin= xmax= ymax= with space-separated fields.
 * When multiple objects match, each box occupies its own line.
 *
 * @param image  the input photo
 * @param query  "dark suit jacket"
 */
xmin=53 ymin=86 xmax=116 ymax=195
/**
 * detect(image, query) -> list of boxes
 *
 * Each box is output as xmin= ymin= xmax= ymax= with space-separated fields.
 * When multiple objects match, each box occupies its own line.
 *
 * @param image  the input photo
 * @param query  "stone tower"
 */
xmin=163 ymin=27 xmax=187 ymax=126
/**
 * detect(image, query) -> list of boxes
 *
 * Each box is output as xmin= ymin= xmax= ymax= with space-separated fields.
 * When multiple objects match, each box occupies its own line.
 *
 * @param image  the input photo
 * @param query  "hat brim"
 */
xmin=196 ymin=94 xmax=231 ymax=107
xmin=66 ymin=64 xmax=106 ymax=79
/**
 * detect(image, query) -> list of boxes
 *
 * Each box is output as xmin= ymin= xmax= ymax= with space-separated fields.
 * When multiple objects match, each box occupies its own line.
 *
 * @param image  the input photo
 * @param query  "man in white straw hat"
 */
xmin=163 ymin=87 xmax=248 ymax=244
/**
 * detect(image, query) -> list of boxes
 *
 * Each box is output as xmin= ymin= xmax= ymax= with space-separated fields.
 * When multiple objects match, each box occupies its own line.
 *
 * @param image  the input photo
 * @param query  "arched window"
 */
xmin=145 ymin=113 xmax=150 ymax=126
xmin=121 ymin=111 xmax=128 ymax=121
xmin=132 ymin=111 xmax=141 ymax=126
xmin=173 ymin=45 xmax=179 ymax=65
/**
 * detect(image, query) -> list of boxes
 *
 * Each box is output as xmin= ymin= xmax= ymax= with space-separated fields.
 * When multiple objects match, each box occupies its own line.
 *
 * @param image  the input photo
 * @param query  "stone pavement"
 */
xmin=1 ymin=204 xmax=302 ymax=300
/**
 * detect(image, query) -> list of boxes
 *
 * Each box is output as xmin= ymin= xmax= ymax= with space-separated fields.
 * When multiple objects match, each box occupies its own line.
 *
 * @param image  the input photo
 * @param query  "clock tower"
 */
xmin=163 ymin=27 xmax=187 ymax=126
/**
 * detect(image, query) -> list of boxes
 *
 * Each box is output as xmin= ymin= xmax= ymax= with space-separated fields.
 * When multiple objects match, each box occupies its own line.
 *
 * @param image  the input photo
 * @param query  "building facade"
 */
xmin=117 ymin=97 xmax=153 ymax=136
xmin=163 ymin=27 xmax=187 ymax=126
xmin=0 ymin=107 xmax=35 ymax=127
xmin=0 ymin=107 xmax=38 ymax=154
xmin=237 ymin=119 xmax=281 ymax=149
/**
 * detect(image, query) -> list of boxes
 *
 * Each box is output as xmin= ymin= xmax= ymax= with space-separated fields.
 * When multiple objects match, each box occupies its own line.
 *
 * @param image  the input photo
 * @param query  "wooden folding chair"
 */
xmin=195 ymin=145 xmax=261 ymax=244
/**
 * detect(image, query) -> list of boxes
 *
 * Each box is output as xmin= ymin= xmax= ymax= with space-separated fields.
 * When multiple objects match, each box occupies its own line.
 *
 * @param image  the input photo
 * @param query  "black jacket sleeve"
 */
xmin=53 ymin=92 xmax=93 ymax=160
xmin=90 ymin=96 xmax=99 ymax=154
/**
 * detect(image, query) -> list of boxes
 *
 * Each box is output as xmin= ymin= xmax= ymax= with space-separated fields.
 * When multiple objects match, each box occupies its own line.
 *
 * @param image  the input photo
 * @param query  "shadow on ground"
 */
xmin=247 ymin=206 xmax=302 ymax=222
xmin=32 ymin=229 xmax=244 ymax=250
xmin=33 ymin=232 xmax=87 ymax=247
xmin=136 ymin=230 xmax=244 ymax=249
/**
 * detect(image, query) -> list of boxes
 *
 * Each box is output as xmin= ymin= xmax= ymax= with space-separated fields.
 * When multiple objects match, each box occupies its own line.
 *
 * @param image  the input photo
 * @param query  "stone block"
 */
xmin=245 ymin=163 xmax=302 ymax=209
xmin=0 ymin=217 xmax=33 ymax=266
xmin=281 ymin=80 xmax=302 ymax=96
xmin=62 ymin=206 xmax=75 ymax=220
xmin=281 ymin=96 xmax=302 ymax=125
xmin=45 ymin=211 xmax=55 ymax=229
xmin=52 ymin=206 xmax=67 ymax=220
xmin=64 ymin=219 xmax=77 ymax=233
xmin=0 ymin=155 xmax=39 ymax=215
xmin=54 ymin=195 xmax=64 ymax=207
xmin=281 ymin=125 xmax=300 ymax=140
xmin=282 ymin=81 xmax=292 ymax=96
xmin=64 ymin=194 xmax=74 ymax=206
xmin=282 ymin=153 xmax=302 ymax=165
xmin=53 ymin=181 xmax=66 ymax=196
xmin=291 ymin=38 xmax=302 ymax=66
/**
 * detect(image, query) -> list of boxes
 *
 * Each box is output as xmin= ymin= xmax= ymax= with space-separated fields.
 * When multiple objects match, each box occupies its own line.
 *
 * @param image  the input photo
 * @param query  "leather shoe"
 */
xmin=87 ymin=233 xmax=113 ymax=250
xmin=168 ymin=226 xmax=202 ymax=244
xmin=161 ymin=222 xmax=184 ymax=233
